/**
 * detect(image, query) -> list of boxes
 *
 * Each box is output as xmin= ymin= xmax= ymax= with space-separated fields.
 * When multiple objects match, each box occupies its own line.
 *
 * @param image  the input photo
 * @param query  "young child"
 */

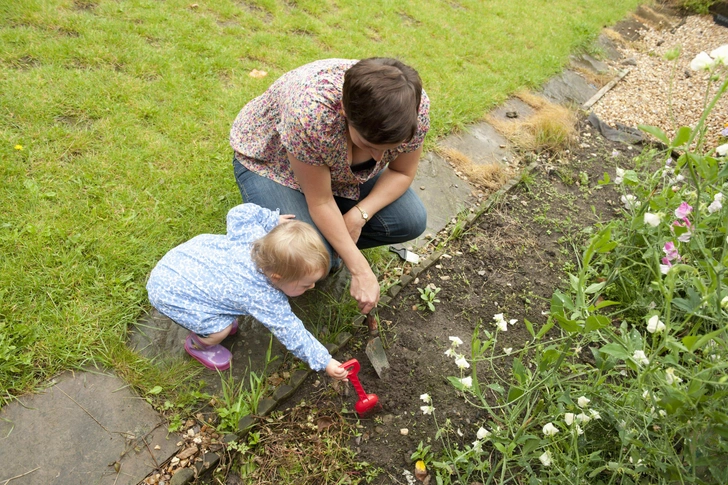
xmin=146 ymin=203 xmax=349 ymax=381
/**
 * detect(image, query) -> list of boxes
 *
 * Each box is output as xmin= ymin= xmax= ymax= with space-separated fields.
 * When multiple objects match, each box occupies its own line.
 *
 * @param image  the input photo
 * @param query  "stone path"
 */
xmin=0 ymin=5 xmax=681 ymax=484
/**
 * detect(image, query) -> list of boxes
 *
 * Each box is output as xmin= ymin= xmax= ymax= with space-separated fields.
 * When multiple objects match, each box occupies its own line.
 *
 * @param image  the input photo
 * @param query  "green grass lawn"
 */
xmin=0 ymin=0 xmax=642 ymax=403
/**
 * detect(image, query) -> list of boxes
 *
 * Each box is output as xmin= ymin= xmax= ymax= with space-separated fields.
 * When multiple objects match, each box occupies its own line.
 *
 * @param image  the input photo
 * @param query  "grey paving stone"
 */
xmin=438 ymin=122 xmax=512 ymax=166
xmin=0 ymin=370 xmax=179 ymax=485
xmin=541 ymin=69 xmax=599 ymax=106
xmin=412 ymin=151 xmax=476 ymax=239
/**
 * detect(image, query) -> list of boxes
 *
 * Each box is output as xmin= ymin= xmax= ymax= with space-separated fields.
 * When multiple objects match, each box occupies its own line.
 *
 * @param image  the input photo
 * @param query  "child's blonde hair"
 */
xmin=251 ymin=221 xmax=330 ymax=283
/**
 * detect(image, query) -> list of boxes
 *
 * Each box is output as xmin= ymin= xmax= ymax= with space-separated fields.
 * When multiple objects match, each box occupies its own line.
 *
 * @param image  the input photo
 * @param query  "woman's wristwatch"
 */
xmin=354 ymin=204 xmax=369 ymax=222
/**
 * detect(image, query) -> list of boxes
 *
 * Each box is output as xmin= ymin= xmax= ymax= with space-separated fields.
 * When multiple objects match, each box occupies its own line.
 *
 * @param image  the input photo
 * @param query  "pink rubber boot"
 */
xmin=184 ymin=333 xmax=232 ymax=371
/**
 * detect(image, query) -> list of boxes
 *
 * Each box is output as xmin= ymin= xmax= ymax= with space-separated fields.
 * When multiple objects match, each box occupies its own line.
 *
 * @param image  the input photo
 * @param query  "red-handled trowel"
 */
xmin=365 ymin=307 xmax=390 ymax=379
xmin=342 ymin=358 xmax=381 ymax=417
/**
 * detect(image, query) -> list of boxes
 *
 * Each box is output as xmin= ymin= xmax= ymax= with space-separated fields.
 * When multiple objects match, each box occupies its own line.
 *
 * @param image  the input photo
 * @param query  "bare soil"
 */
xmin=278 ymin=116 xmax=639 ymax=483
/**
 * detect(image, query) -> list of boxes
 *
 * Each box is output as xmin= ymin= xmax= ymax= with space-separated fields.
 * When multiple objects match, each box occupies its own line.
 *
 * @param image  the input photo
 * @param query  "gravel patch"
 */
xmin=593 ymin=15 xmax=728 ymax=150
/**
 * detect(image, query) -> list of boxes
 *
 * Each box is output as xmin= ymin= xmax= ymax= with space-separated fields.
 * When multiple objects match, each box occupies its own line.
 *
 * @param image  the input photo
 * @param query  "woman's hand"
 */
xmin=278 ymin=214 xmax=296 ymax=224
xmin=326 ymin=359 xmax=349 ymax=381
xmin=349 ymin=266 xmax=380 ymax=314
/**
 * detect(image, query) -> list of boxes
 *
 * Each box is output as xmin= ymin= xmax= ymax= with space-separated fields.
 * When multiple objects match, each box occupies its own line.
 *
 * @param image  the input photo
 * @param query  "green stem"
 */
xmin=686 ymin=76 xmax=728 ymax=149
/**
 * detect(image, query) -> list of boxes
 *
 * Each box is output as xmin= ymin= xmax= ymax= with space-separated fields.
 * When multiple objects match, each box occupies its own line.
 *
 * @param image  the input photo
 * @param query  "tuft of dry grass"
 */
xmin=435 ymin=147 xmax=509 ymax=189
xmin=487 ymin=91 xmax=577 ymax=154
xmin=572 ymin=65 xmax=614 ymax=88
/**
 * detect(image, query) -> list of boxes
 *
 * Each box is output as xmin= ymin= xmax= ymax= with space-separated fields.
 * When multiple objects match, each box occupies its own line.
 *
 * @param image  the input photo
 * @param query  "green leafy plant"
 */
xmin=215 ymin=337 xmax=276 ymax=432
xmin=417 ymin=284 xmax=441 ymax=312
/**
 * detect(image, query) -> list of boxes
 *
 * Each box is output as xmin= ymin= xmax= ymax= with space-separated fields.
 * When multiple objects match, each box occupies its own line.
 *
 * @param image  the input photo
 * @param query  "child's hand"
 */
xmin=278 ymin=214 xmax=295 ymax=224
xmin=325 ymin=359 xmax=349 ymax=381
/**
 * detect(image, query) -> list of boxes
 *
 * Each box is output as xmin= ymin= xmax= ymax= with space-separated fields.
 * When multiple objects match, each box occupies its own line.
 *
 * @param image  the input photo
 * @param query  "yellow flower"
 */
xmin=14 ymin=144 xmax=23 ymax=151
xmin=414 ymin=460 xmax=427 ymax=481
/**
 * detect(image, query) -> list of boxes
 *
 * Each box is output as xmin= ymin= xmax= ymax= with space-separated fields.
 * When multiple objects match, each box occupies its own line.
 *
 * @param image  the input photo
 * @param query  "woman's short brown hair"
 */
xmin=342 ymin=57 xmax=422 ymax=145
xmin=251 ymin=221 xmax=329 ymax=283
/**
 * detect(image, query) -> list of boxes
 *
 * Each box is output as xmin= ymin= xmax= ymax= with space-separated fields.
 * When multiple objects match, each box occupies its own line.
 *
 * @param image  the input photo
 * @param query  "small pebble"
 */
xmin=400 ymin=428 xmax=409 ymax=435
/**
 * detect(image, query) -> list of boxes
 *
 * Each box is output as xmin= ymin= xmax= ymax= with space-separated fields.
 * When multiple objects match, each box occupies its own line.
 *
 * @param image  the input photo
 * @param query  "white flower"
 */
xmin=455 ymin=356 xmax=471 ymax=369
xmin=444 ymin=348 xmax=456 ymax=357
xmin=476 ymin=427 xmax=491 ymax=440
xmin=642 ymin=389 xmax=650 ymax=399
xmin=503 ymin=347 xmax=513 ymax=355
xmin=493 ymin=313 xmax=504 ymax=321
xmin=644 ymin=212 xmax=661 ymax=227
xmin=615 ymin=166 xmax=625 ymax=184
xmin=420 ymin=405 xmax=434 ymax=415
xmin=542 ymin=422 xmax=559 ymax=437
xmin=659 ymin=409 xmax=667 ymax=417
xmin=495 ymin=319 xmax=507 ymax=332
xmin=564 ymin=412 xmax=575 ymax=426
xmin=690 ymin=51 xmax=715 ymax=71
xmin=508 ymin=319 xmax=517 ymax=325
xmin=633 ymin=350 xmax=650 ymax=366
xmin=660 ymin=264 xmax=670 ymax=275
xmin=576 ymin=413 xmax=591 ymax=424
xmin=575 ymin=424 xmax=584 ymax=436
xmin=420 ymin=393 xmax=431 ymax=403
xmin=459 ymin=376 xmax=473 ymax=388
xmin=665 ymin=368 xmax=683 ymax=385
xmin=715 ymin=193 xmax=724 ymax=202
xmin=710 ymin=44 xmax=728 ymax=65
xmin=621 ymin=194 xmax=640 ymax=210
xmin=717 ymin=144 xmax=728 ymax=157
xmin=647 ymin=315 xmax=666 ymax=333
xmin=589 ymin=409 xmax=601 ymax=420
xmin=449 ymin=336 xmax=463 ymax=347
xmin=709 ymin=199 xmax=722 ymax=214
xmin=577 ymin=396 xmax=591 ymax=408
xmin=539 ymin=450 xmax=552 ymax=467
xmin=472 ymin=440 xmax=483 ymax=452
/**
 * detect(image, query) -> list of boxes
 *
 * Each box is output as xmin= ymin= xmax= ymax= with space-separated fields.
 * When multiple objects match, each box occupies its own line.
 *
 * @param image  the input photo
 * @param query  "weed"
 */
xmin=417 ymin=284 xmax=442 ymax=312
xmin=214 ymin=337 xmax=275 ymax=432
xmin=678 ymin=0 xmax=718 ymax=14
xmin=520 ymin=170 xmax=535 ymax=191
xmin=447 ymin=209 xmax=471 ymax=242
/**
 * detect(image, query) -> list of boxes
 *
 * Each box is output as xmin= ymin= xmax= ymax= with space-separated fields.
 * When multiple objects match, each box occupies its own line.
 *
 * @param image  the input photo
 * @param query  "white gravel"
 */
xmin=592 ymin=15 xmax=728 ymax=150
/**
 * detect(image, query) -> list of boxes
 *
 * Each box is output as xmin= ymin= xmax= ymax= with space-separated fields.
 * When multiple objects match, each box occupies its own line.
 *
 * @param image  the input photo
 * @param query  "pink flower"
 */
xmin=672 ymin=218 xmax=692 ymax=243
xmin=674 ymin=202 xmax=693 ymax=219
xmin=663 ymin=242 xmax=680 ymax=261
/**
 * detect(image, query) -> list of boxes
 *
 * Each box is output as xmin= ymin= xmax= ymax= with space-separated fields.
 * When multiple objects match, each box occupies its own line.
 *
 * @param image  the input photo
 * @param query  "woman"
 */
xmin=230 ymin=57 xmax=430 ymax=314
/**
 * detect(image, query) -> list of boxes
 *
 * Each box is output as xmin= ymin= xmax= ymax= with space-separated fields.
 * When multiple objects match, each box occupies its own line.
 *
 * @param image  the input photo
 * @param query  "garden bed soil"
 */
xmin=280 ymin=116 xmax=639 ymax=483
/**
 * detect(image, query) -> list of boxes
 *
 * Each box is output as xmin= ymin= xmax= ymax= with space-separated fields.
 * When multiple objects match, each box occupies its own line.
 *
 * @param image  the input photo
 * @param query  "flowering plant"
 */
xmin=419 ymin=45 xmax=728 ymax=485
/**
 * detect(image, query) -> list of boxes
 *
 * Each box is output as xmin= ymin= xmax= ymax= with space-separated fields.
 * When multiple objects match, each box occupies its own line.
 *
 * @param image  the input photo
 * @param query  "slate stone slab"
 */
xmin=438 ymin=122 xmax=512 ymax=166
xmin=412 ymin=151 xmax=475 ymax=239
xmin=570 ymin=53 xmax=611 ymax=75
xmin=489 ymin=97 xmax=535 ymax=123
xmin=541 ymin=69 xmax=598 ymax=106
xmin=0 ymin=370 xmax=179 ymax=485
xmin=597 ymin=33 xmax=624 ymax=60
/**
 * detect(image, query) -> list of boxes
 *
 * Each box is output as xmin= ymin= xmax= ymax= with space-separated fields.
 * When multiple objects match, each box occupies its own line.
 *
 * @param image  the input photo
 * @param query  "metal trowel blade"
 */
xmin=365 ymin=336 xmax=390 ymax=379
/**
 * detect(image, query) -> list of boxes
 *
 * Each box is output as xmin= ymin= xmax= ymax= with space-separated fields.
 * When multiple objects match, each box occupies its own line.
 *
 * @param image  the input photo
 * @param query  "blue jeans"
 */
xmin=233 ymin=157 xmax=427 ymax=265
